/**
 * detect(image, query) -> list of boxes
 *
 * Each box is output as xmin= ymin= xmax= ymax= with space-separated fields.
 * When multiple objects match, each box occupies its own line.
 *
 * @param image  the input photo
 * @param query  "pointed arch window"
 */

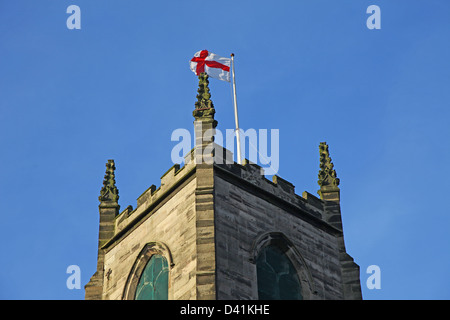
xmin=256 ymin=245 xmax=303 ymax=300
xmin=252 ymin=232 xmax=316 ymax=300
xmin=122 ymin=242 xmax=173 ymax=300
xmin=135 ymin=254 xmax=169 ymax=300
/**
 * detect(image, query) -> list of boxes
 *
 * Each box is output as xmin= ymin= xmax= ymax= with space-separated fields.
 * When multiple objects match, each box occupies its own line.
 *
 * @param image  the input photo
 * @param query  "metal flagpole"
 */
xmin=231 ymin=53 xmax=242 ymax=165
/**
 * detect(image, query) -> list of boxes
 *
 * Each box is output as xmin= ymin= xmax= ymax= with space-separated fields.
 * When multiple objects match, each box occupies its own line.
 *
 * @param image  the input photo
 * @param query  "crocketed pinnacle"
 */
xmin=99 ymin=159 xmax=119 ymax=203
xmin=318 ymin=142 xmax=340 ymax=192
xmin=193 ymin=72 xmax=215 ymax=119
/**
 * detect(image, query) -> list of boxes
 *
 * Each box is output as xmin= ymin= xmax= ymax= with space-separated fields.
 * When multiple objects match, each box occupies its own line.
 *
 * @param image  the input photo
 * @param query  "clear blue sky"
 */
xmin=1 ymin=0 xmax=449 ymax=300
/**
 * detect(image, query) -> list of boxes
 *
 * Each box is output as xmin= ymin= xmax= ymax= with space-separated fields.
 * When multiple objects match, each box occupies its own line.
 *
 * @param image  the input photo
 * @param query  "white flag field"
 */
xmin=190 ymin=50 xmax=231 ymax=82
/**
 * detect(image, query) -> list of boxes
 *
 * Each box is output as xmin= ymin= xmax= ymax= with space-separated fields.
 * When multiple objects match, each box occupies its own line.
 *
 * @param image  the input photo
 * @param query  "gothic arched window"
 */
xmin=135 ymin=254 xmax=169 ymax=300
xmin=256 ymin=245 xmax=303 ymax=300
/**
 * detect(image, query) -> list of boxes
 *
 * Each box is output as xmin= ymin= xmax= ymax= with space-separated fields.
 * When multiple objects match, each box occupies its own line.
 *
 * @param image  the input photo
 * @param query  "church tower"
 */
xmin=84 ymin=73 xmax=362 ymax=300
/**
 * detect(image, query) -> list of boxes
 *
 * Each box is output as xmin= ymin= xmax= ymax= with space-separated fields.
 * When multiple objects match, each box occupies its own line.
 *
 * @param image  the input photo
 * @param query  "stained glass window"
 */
xmin=256 ymin=245 xmax=303 ymax=300
xmin=135 ymin=254 xmax=169 ymax=300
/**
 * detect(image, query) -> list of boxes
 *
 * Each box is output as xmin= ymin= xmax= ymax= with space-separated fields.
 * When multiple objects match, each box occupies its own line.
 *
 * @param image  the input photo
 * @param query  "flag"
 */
xmin=190 ymin=50 xmax=231 ymax=82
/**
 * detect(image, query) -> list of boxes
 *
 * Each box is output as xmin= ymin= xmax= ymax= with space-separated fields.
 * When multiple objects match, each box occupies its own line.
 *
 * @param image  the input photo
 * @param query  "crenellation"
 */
xmin=160 ymin=164 xmax=181 ymax=188
xmin=113 ymin=160 xmax=196 ymax=237
xmin=118 ymin=205 xmax=134 ymax=218
xmin=136 ymin=185 xmax=156 ymax=207
xmin=272 ymin=175 xmax=295 ymax=194
xmin=215 ymin=161 xmax=327 ymax=225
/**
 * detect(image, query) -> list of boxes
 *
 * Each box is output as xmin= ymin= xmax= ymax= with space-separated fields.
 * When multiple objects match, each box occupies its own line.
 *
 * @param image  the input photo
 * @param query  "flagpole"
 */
xmin=231 ymin=53 xmax=242 ymax=165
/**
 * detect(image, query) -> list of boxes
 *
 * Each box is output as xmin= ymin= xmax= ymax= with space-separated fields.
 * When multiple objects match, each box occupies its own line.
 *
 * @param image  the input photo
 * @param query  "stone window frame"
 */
xmin=122 ymin=242 xmax=174 ymax=300
xmin=250 ymin=231 xmax=317 ymax=300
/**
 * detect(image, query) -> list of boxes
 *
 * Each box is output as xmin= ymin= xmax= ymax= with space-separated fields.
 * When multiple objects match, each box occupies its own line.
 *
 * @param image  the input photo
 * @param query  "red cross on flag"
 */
xmin=190 ymin=50 xmax=231 ymax=82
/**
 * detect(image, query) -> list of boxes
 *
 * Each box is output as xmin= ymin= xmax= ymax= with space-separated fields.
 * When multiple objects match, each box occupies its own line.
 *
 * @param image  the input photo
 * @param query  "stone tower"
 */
xmin=84 ymin=73 xmax=362 ymax=300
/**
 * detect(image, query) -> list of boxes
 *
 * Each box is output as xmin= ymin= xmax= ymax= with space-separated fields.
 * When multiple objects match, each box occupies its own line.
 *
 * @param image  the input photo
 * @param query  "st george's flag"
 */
xmin=190 ymin=50 xmax=231 ymax=82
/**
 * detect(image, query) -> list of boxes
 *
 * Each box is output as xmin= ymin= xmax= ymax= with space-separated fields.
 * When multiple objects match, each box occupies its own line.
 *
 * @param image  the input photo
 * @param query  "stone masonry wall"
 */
xmin=214 ymin=169 xmax=345 ymax=300
xmin=102 ymin=177 xmax=197 ymax=300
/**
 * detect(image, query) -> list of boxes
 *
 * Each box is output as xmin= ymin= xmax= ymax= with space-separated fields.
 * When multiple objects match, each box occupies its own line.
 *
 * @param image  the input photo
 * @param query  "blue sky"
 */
xmin=0 ymin=0 xmax=449 ymax=299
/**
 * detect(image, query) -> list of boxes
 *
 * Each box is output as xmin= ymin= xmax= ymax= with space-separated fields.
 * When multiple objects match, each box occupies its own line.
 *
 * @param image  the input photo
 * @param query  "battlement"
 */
xmin=214 ymin=154 xmax=326 ymax=225
xmin=114 ymin=154 xmax=196 ymax=235
xmin=113 ymin=144 xmax=335 ymax=240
